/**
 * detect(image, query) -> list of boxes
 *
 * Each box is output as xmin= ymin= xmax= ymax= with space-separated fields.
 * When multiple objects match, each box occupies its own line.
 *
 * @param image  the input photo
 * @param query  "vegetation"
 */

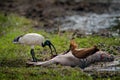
xmin=0 ymin=12 xmax=120 ymax=80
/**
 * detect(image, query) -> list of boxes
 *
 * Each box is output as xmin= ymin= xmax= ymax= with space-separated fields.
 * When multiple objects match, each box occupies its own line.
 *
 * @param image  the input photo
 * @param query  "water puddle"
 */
xmin=97 ymin=60 xmax=120 ymax=72
xmin=58 ymin=13 xmax=120 ymax=35
xmin=97 ymin=67 xmax=120 ymax=71
xmin=84 ymin=60 xmax=120 ymax=77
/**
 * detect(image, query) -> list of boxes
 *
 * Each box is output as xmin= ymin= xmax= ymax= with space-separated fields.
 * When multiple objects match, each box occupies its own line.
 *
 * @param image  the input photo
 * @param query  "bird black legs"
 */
xmin=30 ymin=49 xmax=37 ymax=62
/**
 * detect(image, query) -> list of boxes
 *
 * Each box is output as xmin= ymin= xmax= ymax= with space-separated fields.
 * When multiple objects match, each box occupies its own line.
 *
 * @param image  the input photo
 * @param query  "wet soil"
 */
xmin=0 ymin=0 xmax=120 ymax=78
xmin=0 ymin=0 xmax=120 ymax=32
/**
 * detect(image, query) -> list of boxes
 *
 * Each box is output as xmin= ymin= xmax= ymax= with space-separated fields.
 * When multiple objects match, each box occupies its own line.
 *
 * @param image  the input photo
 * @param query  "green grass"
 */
xmin=0 ymin=12 xmax=120 ymax=80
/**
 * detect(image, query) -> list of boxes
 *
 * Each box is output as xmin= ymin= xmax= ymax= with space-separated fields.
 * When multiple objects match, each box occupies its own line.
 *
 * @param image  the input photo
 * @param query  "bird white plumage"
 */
xmin=19 ymin=33 xmax=44 ymax=47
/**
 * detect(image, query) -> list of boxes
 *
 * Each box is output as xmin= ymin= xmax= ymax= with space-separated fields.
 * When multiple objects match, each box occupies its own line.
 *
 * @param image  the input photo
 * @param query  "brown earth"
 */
xmin=0 ymin=0 xmax=120 ymax=31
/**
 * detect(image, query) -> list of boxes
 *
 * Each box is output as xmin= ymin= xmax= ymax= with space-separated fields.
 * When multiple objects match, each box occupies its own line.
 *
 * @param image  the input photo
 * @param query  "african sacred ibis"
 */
xmin=13 ymin=33 xmax=57 ymax=62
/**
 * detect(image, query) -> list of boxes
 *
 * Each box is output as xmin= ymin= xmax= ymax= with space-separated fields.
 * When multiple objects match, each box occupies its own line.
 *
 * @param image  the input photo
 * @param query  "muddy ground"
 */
xmin=0 ymin=0 xmax=120 ymax=78
xmin=0 ymin=0 xmax=120 ymax=32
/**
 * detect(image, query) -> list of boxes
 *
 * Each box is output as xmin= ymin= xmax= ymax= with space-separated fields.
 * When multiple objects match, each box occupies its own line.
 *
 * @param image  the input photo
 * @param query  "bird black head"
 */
xmin=13 ymin=35 xmax=23 ymax=43
xmin=42 ymin=40 xmax=57 ymax=56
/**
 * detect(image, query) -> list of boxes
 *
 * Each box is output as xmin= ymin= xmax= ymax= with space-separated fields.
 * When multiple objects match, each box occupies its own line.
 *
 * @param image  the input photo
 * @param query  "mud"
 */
xmin=0 ymin=0 xmax=120 ymax=33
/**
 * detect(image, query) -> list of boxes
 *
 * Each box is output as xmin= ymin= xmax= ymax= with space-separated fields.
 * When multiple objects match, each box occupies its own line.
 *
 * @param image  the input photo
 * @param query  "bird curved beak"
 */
xmin=50 ymin=43 xmax=57 ymax=55
xmin=44 ymin=40 xmax=57 ymax=56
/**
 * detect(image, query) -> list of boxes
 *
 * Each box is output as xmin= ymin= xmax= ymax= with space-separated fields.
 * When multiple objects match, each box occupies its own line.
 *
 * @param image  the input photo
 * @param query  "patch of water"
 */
xmin=84 ymin=60 xmax=120 ymax=72
xmin=59 ymin=13 xmax=120 ymax=34
xmin=97 ymin=67 xmax=120 ymax=71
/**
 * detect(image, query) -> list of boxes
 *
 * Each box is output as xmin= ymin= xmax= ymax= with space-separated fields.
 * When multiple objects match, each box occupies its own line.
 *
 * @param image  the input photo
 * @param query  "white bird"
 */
xmin=13 ymin=33 xmax=57 ymax=62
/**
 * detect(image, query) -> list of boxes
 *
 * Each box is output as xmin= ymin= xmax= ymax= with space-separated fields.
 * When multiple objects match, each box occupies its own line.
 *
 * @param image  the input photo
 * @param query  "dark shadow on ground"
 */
xmin=0 ymin=58 xmax=26 ymax=67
